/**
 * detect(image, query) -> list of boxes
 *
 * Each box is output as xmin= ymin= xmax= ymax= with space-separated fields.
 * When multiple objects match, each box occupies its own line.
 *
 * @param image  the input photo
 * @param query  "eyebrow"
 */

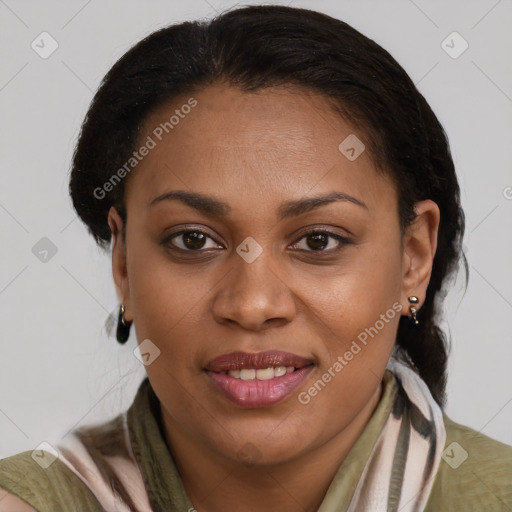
xmin=149 ymin=190 xmax=368 ymax=220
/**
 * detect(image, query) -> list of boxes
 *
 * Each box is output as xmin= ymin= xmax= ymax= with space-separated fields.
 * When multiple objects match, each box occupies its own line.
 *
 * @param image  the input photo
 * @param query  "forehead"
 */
xmin=126 ymin=84 xmax=395 ymax=215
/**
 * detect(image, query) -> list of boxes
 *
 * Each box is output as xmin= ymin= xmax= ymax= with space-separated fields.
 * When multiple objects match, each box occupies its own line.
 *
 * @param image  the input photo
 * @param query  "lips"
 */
xmin=204 ymin=350 xmax=314 ymax=408
xmin=204 ymin=350 xmax=313 ymax=372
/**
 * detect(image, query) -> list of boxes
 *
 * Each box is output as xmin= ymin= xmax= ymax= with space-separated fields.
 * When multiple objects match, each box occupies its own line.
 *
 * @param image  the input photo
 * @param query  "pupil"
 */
xmin=184 ymin=232 xmax=206 ymax=250
xmin=308 ymin=233 xmax=327 ymax=250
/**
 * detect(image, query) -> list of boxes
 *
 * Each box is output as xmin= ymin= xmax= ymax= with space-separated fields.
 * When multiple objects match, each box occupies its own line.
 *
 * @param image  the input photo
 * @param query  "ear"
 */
xmin=400 ymin=199 xmax=440 ymax=313
xmin=107 ymin=206 xmax=132 ymax=322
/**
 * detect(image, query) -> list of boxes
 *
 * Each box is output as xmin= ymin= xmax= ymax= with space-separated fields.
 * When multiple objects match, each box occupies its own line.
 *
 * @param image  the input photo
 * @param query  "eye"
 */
xmin=163 ymin=229 xmax=223 ymax=252
xmin=289 ymin=228 xmax=351 ymax=253
xmin=162 ymin=227 xmax=351 ymax=254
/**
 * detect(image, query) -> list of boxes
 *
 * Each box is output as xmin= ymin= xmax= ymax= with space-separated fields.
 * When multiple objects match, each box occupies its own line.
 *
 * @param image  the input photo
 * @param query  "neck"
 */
xmin=162 ymin=383 xmax=382 ymax=512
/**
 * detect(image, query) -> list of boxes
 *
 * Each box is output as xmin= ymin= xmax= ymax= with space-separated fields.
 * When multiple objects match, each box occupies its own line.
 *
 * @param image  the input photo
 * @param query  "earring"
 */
xmin=408 ymin=296 xmax=419 ymax=326
xmin=116 ymin=303 xmax=132 ymax=344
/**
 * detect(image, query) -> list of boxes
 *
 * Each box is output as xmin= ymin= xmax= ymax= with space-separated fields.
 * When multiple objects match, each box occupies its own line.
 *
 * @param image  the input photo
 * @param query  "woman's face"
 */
xmin=109 ymin=84 xmax=438 ymax=466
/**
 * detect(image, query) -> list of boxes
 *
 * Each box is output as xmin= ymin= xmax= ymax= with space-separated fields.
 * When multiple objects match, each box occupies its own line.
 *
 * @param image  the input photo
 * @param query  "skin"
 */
xmin=0 ymin=489 xmax=36 ymax=512
xmin=107 ymin=84 xmax=439 ymax=512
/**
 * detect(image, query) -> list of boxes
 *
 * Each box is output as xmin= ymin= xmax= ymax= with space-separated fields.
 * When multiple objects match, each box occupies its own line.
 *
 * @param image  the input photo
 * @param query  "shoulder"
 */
xmin=0 ymin=450 xmax=104 ymax=512
xmin=425 ymin=415 xmax=512 ymax=511
xmin=0 ymin=488 xmax=36 ymax=512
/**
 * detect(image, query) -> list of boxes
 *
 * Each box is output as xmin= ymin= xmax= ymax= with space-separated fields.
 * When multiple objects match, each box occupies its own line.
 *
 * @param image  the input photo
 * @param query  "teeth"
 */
xmin=274 ymin=366 xmax=287 ymax=377
xmin=256 ymin=367 xmax=275 ymax=380
xmin=239 ymin=369 xmax=256 ymax=381
xmin=227 ymin=366 xmax=296 ymax=380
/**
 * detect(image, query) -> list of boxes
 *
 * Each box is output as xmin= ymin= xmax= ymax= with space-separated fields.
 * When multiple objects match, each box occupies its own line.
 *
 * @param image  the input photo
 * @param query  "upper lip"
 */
xmin=204 ymin=350 xmax=314 ymax=372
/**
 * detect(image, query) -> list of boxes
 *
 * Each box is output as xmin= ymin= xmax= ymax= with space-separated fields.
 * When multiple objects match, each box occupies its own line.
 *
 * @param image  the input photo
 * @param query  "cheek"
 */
xmin=300 ymin=238 xmax=403 ymax=334
xmin=298 ymin=234 xmax=403 ymax=395
xmin=126 ymin=239 xmax=205 ymax=356
xmin=295 ymin=267 xmax=402 ymax=437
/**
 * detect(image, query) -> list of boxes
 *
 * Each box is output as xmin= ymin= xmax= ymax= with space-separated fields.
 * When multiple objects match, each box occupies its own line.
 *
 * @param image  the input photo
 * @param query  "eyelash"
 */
xmin=162 ymin=227 xmax=351 ymax=254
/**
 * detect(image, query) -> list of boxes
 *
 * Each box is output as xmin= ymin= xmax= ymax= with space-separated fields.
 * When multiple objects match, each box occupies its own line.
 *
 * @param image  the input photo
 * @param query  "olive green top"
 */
xmin=0 ymin=372 xmax=510 ymax=511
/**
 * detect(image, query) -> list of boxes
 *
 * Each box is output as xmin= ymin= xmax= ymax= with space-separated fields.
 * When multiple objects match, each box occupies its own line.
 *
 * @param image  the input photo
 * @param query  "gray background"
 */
xmin=1 ymin=0 xmax=511 ymax=459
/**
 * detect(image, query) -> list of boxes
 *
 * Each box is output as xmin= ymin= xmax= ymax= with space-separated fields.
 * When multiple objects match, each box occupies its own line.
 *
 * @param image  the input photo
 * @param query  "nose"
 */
xmin=211 ymin=249 xmax=297 ymax=331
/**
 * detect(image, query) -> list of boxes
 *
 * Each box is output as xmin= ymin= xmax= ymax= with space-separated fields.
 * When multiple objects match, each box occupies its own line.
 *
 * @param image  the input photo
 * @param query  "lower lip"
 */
xmin=205 ymin=366 xmax=314 ymax=408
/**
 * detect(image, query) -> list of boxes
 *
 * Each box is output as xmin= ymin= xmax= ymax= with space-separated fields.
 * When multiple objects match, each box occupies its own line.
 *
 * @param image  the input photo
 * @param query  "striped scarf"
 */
xmin=347 ymin=357 xmax=446 ymax=512
xmin=56 ymin=357 xmax=445 ymax=511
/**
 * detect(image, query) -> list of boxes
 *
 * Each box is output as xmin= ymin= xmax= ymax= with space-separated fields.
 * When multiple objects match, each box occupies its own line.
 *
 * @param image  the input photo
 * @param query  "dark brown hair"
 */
xmin=69 ymin=4 xmax=467 ymax=406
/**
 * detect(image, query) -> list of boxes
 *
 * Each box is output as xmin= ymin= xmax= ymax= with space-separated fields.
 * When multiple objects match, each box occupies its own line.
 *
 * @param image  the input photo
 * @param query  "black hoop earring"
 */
xmin=116 ymin=303 xmax=132 ymax=344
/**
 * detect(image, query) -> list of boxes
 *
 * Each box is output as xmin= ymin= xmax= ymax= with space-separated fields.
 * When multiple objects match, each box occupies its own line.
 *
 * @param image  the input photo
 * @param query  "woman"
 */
xmin=1 ymin=4 xmax=510 ymax=512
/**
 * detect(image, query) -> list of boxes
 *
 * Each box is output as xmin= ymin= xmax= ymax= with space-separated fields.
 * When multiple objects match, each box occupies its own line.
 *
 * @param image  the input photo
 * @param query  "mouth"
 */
xmin=204 ymin=350 xmax=315 ymax=408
